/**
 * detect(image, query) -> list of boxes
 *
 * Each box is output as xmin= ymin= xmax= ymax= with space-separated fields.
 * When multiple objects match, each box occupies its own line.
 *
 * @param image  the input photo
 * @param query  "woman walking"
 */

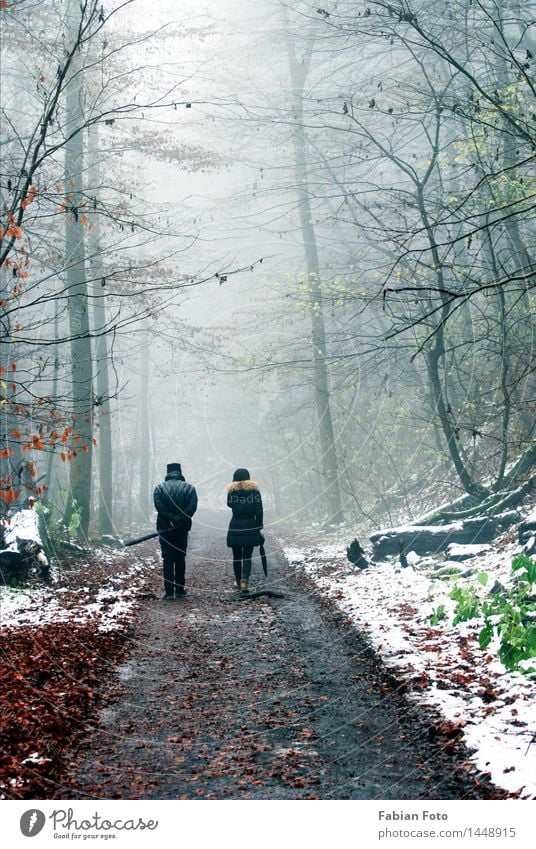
xmin=226 ymin=468 xmax=263 ymax=592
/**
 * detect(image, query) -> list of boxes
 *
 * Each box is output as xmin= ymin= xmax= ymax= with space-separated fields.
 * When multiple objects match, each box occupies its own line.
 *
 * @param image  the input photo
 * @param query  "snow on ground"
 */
xmin=282 ymin=528 xmax=536 ymax=799
xmin=0 ymin=547 xmax=156 ymax=633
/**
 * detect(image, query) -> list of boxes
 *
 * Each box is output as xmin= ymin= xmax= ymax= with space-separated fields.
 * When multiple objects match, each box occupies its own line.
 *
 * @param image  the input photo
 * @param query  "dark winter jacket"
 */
xmin=153 ymin=472 xmax=198 ymax=533
xmin=226 ymin=480 xmax=263 ymax=547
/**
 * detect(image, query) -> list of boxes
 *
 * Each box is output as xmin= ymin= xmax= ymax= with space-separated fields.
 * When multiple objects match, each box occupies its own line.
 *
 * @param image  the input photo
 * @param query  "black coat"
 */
xmin=153 ymin=473 xmax=198 ymax=533
xmin=226 ymin=480 xmax=263 ymax=547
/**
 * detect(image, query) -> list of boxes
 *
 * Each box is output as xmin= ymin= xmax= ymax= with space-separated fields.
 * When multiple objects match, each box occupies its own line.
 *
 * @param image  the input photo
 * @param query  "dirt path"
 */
xmin=60 ymin=512 xmax=500 ymax=800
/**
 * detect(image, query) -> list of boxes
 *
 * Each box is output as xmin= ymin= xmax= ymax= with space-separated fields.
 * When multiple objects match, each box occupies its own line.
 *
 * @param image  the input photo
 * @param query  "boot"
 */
xmin=163 ymin=559 xmax=175 ymax=598
xmin=174 ymin=558 xmax=186 ymax=597
xmin=240 ymin=579 xmax=249 ymax=592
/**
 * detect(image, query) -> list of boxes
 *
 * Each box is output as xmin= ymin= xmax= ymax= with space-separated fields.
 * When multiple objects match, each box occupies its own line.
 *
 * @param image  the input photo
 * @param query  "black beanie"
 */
xmin=166 ymin=463 xmax=182 ymax=476
xmin=232 ymin=468 xmax=250 ymax=482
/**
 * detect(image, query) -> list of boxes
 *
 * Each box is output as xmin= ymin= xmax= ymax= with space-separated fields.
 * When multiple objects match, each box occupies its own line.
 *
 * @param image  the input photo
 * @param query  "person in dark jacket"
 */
xmin=153 ymin=462 xmax=198 ymax=598
xmin=226 ymin=467 xmax=263 ymax=592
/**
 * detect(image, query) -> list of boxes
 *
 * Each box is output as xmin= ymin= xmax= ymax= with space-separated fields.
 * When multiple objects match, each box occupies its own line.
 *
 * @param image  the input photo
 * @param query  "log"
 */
xmin=0 ymin=508 xmax=50 ymax=586
xmin=370 ymin=517 xmax=497 ymax=560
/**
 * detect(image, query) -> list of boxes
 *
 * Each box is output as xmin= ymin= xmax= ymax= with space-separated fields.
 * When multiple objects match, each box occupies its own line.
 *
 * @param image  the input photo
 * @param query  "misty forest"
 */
xmin=1 ymin=0 xmax=536 ymax=805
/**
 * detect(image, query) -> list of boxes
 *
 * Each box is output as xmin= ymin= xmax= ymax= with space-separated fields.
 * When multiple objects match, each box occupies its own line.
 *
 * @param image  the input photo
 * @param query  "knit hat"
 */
xmin=166 ymin=463 xmax=182 ymax=476
xmin=232 ymin=468 xmax=250 ymax=482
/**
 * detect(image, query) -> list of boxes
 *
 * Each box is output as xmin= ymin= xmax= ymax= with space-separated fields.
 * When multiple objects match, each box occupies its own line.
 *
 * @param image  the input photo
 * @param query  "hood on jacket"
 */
xmin=227 ymin=480 xmax=259 ymax=493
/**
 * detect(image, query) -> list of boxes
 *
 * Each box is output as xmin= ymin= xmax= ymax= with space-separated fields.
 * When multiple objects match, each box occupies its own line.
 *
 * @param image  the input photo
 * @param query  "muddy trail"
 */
xmin=59 ymin=511 xmax=500 ymax=800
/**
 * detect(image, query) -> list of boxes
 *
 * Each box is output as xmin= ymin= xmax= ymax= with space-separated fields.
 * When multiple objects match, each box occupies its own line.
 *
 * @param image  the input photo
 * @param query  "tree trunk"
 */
xmin=139 ymin=331 xmax=151 ymax=521
xmin=63 ymin=0 xmax=93 ymax=536
xmin=285 ymin=34 xmax=344 ymax=524
xmin=88 ymin=121 xmax=113 ymax=535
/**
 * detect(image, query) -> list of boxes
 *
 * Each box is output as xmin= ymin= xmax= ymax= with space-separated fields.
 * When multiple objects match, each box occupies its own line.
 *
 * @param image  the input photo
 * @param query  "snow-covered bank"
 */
xmin=0 ymin=547 xmax=157 ymax=632
xmin=282 ymin=529 xmax=536 ymax=799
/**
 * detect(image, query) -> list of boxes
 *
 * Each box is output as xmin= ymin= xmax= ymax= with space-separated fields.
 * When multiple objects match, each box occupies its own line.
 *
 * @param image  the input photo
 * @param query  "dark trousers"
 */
xmin=159 ymin=528 xmax=188 ymax=595
xmin=232 ymin=545 xmax=254 ymax=582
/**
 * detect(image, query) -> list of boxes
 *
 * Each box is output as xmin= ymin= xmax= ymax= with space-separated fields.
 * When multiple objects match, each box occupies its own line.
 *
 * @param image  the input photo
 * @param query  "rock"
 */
xmin=522 ymin=535 xmax=536 ymax=556
xmin=346 ymin=538 xmax=369 ymax=569
xmin=494 ymin=510 xmax=522 ymax=532
xmin=519 ymin=508 xmax=536 ymax=544
xmin=0 ymin=508 xmax=49 ymax=585
xmin=445 ymin=543 xmax=492 ymax=561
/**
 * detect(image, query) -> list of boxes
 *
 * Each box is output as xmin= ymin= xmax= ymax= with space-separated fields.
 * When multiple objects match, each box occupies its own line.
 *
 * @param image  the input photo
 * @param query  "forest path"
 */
xmin=61 ymin=511 xmax=498 ymax=800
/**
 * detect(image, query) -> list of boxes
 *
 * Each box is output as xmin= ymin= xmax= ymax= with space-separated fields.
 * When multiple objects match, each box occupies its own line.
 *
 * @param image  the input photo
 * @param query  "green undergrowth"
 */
xmin=430 ymin=555 xmax=536 ymax=674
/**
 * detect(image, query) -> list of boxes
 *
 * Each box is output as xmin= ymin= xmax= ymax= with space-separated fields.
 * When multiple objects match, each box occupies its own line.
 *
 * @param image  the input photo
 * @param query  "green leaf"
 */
xmin=479 ymin=621 xmax=494 ymax=650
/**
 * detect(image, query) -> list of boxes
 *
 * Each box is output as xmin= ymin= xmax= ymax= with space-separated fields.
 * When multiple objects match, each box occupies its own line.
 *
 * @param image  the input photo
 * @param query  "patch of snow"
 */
xmin=282 ymin=534 xmax=536 ymax=798
xmin=446 ymin=543 xmax=492 ymax=561
xmin=0 ymin=558 xmax=152 ymax=632
xmin=20 ymin=752 xmax=51 ymax=765
xmin=406 ymin=551 xmax=421 ymax=566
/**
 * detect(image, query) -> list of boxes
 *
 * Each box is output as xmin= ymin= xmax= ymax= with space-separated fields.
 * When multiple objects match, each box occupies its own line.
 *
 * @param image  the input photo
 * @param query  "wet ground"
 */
xmin=59 ymin=511 xmax=501 ymax=800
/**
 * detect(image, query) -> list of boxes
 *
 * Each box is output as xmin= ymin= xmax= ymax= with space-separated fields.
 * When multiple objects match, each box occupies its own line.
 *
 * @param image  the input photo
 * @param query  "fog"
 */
xmin=1 ymin=0 xmax=534 ymax=537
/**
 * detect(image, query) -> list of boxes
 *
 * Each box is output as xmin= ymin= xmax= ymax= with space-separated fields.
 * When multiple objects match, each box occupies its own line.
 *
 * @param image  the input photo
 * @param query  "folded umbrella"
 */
xmin=258 ymin=534 xmax=268 ymax=577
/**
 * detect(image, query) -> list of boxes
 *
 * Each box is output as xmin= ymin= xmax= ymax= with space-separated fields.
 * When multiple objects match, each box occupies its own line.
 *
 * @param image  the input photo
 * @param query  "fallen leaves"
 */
xmin=0 ymin=623 xmax=128 ymax=799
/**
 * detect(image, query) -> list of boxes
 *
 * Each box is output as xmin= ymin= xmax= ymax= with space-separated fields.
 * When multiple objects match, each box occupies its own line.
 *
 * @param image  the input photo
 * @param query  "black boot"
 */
xmin=162 ymin=559 xmax=175 ymax=599
xmin=174 ymin=557 xmax=186 ymax=596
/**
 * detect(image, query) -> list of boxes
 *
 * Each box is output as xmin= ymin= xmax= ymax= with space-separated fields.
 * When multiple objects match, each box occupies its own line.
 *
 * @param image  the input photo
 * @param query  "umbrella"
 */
xmin=259 ymin=535 xmax=268 ymax=577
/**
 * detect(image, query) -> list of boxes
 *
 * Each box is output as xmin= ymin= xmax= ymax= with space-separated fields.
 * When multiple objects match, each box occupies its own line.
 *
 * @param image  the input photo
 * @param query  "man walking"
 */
xmin=153 ymin=462 xmax=198 ymax=598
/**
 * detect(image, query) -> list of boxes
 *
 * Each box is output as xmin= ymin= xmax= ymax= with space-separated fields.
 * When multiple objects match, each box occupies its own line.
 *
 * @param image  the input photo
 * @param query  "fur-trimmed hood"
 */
xmin=227 ymin=480 xmax=259 ymax=493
